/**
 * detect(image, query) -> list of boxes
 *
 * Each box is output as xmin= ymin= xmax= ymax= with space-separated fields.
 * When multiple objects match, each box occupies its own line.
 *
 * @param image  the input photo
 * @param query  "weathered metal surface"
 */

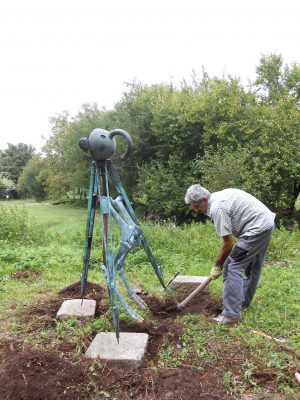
xmin=79 ymin=128 xmax=132 ymax=161
xmin=78 ymin=128 xmax=166 ymax=341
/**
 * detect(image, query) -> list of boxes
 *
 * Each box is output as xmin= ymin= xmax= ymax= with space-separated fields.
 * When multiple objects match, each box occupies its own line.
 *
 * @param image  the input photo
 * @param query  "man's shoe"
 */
xmin=212 ymin=314 xmax=240 ymax=324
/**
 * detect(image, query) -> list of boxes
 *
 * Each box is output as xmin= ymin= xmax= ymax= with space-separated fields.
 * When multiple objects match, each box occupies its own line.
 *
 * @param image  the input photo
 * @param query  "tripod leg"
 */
xmin=96 ymin=161 xmax=120 ymax=341
xmin=81 ymin=163 xmax=97 ymax=298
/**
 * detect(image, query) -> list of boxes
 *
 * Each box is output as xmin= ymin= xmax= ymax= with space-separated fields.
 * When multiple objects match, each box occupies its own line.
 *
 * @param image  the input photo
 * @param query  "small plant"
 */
xmin=243 ymin=360 xmax=258 ymax=388
xmin=223 ymin=370 xmax=233 ymax=390
xmin=56 ymin=318 xmax=78 ymax=340
xmin=91 ymin=317 xmax=112 ymax=332
xmin=158 ymin=344 xmax=185 ymax=368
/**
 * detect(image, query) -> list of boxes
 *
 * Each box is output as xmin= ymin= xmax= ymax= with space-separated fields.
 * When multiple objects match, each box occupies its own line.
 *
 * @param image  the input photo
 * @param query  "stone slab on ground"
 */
xmin=171 ymin=275 xmax=209 ymax=297
xmin=56 ymin=299 xmax=96 ymax=320
xmin=85 ymin=332 xmax=149 ymax=368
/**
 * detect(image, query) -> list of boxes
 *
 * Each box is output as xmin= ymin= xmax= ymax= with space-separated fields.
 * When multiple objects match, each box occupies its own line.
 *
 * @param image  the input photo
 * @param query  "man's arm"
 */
xmin=215 ymin=234 xmax=233 ymax=267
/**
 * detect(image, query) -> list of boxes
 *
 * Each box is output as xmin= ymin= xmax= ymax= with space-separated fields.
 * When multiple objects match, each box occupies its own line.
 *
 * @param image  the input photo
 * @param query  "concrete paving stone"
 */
xmin=85 ymin=332 xmax=149 ymax=368
xmin=56 ymin=299 xmax=96 ymax=320
xmin=171 ymin=275 xmax=209 ymax=297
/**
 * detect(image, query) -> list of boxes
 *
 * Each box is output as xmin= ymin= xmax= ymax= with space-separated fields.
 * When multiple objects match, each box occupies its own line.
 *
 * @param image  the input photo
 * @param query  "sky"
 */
xmin=0 ymin=0 xmax=299 ymax=151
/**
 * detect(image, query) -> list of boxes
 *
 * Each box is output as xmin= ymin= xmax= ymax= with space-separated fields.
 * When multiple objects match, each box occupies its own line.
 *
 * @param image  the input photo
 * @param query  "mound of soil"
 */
xmin=0 ymin=340 xmax=86 ymax=400
xmin=59 ymin=281 xmax=108 ymax=317
xmin=18 ymin=281 xmax=108 ymax=333
xmin=0 ymin=339 xmax=229 ymax=400
xmin=152 ymin=366 xmax=228 ymax=400
xmin=59 ymin=281 xmax=105 ymax=303
xmin=142 ymin=291 xmax=223 ymax=319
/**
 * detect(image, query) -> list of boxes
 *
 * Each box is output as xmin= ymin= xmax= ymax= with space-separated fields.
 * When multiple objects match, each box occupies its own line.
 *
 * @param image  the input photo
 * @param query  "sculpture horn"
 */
xmin=109 ymin=129 xmax=133 ymax=161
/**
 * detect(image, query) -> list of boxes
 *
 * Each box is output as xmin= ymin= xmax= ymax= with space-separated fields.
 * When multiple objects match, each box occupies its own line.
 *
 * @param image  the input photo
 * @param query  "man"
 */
xmin=184 ymin=184 xmax=276 ymax=324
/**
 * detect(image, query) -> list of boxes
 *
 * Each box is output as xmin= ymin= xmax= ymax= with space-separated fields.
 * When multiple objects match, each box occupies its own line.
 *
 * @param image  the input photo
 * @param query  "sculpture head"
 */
xmin=79 ymin=128 xmax=133 ymax=161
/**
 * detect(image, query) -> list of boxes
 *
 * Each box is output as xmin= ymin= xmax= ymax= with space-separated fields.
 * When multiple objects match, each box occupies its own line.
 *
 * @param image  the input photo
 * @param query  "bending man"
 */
xmin=185 ymin=185 xmax=275 ymax=324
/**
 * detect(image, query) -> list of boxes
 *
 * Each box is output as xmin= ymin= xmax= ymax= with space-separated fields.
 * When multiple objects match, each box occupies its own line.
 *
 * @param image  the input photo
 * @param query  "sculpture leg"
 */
xmin=118 ymin=267 xmax=148 ymax=309
xmin=115 ymin=287 xmax=144 ymax=322
xmin=110 ymin=201 xmax=148 ymax=309
xmin=101 ymin=265 xmax=143 ymax=322
xmin=108 ymin=160 xmax=166 ymax=289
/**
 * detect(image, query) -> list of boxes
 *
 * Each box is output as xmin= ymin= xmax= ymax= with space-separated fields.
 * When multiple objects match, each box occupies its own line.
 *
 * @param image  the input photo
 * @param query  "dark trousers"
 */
xmin=221 ymin=227 xmax=274 ymax=319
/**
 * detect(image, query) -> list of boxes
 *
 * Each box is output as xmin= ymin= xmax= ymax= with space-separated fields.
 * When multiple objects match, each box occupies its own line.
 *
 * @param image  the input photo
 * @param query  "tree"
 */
xmin=249 ymin=54 xmax=300 ymax=211
xmin=254 ymin=53 xmax=300 ymax=103
xmin=42 ymin=105 xmax=113 ymax=197
xmin=36 ymin=55 xmax=300 ymax=221
xmin=241 ymin=100 xmax=300 ymax=211
xmin=17 ymin=155 xmax=47 ymax=200
xmin=0 ymin=143 xmax=35 ymax=183
xmin=0 ymin=174 xmax=16 ymax=198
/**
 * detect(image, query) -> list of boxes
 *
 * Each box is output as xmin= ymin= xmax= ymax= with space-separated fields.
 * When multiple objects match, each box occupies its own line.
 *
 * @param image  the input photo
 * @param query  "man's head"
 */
xmin=184 ymin=184 xmax=211 ymax=214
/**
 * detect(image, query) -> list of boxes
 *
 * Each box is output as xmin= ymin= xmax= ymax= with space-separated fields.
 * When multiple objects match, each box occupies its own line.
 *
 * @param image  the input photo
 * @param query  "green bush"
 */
xmin=134 ymin=156 xmax=198 ymax=221
xmin=0 ymin=204 xmax=46 ymax=244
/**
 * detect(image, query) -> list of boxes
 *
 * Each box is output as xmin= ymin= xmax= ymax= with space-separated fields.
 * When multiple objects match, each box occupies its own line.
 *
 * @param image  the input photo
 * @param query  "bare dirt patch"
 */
xmin=1 ymin=338 xmax=281 ymax=400
xmin=0 ymin=339 xmax=86 ymax=400
xmin=0 ymin=339 xmax=230 ymax=400
xmin=141 ymin=291 xmax=223 ymax=319
xmin=11 ymin=269 xmax=42 ymax=281
xmin=1 ymin=281 xmax=284 ymax=400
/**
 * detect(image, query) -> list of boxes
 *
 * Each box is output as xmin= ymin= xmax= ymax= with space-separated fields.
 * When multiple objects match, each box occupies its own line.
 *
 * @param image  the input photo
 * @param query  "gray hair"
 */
xmin=184 ymin=184 xmax=211 ymax=204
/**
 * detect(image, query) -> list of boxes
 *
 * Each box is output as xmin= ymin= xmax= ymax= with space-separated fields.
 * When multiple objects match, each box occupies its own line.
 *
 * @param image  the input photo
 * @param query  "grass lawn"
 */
xmin=0 ymin=199 xmax=299 ymax=399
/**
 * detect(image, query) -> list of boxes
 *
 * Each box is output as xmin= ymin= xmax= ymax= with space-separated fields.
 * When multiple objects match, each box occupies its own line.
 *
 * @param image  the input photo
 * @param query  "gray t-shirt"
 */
xmin=207 ymin=189 xmax=276 ymax=238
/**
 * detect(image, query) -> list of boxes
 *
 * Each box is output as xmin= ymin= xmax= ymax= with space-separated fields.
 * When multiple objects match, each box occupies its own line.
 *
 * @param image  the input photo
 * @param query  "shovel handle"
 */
xmin=177 ymin=275 xmax=213 ymax=309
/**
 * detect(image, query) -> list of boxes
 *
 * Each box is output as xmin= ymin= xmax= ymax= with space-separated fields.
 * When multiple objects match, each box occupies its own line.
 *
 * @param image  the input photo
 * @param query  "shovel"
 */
xmin=175 ymin=275 xmax=213 ymax=310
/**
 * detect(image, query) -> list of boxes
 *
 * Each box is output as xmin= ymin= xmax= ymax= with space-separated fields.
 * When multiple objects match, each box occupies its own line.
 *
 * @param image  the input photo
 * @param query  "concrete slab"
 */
xmin=56 ymin=299 xmax=96 ymax=320
xmin=171 ymin=275 xmax=209 ymax=298
xmin=85 ymin=332 xmax=149 ymax=368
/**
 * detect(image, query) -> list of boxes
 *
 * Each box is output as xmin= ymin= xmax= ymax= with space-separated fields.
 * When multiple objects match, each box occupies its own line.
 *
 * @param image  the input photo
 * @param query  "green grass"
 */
xmin=0 ymin=199 xmax=299 ymax=397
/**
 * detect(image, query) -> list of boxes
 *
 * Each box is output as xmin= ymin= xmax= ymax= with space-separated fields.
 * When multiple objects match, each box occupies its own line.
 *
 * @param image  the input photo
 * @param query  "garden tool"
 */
xmin=175 ymin=275 xmax=213 ymax=310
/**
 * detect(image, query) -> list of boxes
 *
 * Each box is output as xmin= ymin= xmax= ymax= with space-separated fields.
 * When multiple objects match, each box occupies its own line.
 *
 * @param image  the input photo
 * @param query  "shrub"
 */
xmin=0 ymin=205 xmax=46 ymax=244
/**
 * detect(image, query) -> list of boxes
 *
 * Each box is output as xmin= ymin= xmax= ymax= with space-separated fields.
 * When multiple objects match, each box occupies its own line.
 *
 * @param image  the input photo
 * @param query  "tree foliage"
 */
xmin=16 ymin=54 xmax=300 ymax=222
xmin=0 ymin=143 xmax=35 ymax=183
xmin=17 ymin=155 xmax=47 ymax=200
xmin=0 ymin=174 xmax=16 ymax=198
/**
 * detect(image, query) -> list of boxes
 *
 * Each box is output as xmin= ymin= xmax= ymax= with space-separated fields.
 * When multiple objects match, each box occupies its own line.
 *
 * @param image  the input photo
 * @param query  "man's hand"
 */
xmin=210 ymin=266 xmax=222 ymax=280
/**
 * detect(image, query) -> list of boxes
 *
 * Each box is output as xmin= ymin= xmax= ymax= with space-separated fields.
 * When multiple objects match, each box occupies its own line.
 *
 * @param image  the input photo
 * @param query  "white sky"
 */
xmin=0 ymin=0 xmax=299 ymax=151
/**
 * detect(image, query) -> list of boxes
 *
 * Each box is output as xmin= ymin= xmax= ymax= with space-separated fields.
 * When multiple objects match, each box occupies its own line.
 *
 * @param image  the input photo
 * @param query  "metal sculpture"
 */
xmin=79 ymin=128 xmax=166 ymax=341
